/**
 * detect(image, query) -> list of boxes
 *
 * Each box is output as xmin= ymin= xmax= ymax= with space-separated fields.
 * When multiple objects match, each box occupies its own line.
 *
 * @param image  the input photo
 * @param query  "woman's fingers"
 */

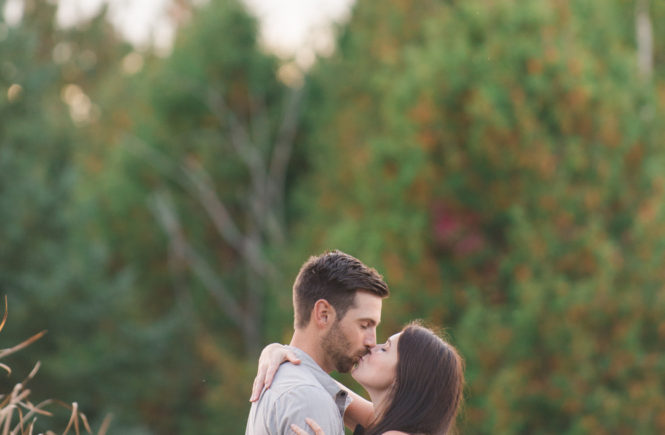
xmin=265 ymin=350 xmax=301 ymax=388
xmin=290 ymin=419 xmax=324 ymax=435
xmin=291 ymin=424 xmax=308 ymax=435
xmin=250 ymin=363 xmax=268 ymax=402
xmin=305 ymin=417 xmax=324 ymax=434
xmin=290 ymin=424 xmax=307 ymax=434
xmin=286 ymin=350 xmax=301 ymax=365
xmin=264 ymin=363 xmax=278 ymax=390
xmin=250 ymin=344 xmax=302 ymax=402
xmin=251 ymin=347 xmax=302 ymax=402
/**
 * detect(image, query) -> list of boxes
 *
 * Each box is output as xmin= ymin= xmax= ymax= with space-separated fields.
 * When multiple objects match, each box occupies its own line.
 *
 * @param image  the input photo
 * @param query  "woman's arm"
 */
xmin=335 ymin=380 xmax=375 ymax=430
xmin=249 ymin=343 xmax=301 ymax=402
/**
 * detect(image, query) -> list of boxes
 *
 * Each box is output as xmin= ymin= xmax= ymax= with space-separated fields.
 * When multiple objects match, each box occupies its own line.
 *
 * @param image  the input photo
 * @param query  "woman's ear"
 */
xmin=312 ymin=299 xmax=336 ymax=328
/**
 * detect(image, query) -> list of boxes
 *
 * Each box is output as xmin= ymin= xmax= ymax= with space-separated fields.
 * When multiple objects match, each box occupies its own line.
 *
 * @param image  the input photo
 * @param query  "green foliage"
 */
xmin=0 ymin=3 xmax=134 ymax=432
xmin=297 ymin=0 xmax=665 ymax=433
xmin=80 ymin=0 xmax=297 ymax=432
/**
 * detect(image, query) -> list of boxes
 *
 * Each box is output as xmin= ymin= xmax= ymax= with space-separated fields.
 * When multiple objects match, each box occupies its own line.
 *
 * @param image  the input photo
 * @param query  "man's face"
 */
xmin=321 ymin=291 xmax=382 ymax=373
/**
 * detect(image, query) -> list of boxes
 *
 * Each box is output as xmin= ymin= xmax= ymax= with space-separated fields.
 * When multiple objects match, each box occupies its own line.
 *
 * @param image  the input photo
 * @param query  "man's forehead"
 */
xmin=352 ymin=290 xmax=383 ymax=305
xmin=347 ymin=292 xmax=382 ymax=320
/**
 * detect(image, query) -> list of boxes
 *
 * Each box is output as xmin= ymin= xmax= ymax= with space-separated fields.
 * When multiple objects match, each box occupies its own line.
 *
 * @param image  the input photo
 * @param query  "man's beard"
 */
xmin=322 ymin=321 xmax=367 ymax=373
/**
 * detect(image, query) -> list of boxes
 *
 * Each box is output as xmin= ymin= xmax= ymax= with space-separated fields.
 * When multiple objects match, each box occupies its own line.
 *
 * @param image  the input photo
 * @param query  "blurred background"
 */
xmin=1 ymin=0 xmax=664 ymax=433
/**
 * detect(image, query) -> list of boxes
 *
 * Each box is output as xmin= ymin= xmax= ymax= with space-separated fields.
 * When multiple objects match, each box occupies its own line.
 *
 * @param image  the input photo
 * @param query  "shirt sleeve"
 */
xmin=270 ymin=385 xmax=344 ymax=435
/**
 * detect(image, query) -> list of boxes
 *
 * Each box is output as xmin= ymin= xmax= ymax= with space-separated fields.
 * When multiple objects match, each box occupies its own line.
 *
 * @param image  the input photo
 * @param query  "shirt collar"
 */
xmin=286 ymin=346 xmax=351 ymax=416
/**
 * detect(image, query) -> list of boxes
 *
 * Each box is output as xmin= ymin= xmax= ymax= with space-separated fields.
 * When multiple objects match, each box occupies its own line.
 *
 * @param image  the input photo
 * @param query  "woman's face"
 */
xmin=351 ymin=332 xmax=401 ymax=392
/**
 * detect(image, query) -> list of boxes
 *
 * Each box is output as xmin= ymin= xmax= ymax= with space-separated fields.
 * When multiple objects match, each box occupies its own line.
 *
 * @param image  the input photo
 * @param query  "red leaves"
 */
xmin=432 ymin=202 xmax=486 ymax=257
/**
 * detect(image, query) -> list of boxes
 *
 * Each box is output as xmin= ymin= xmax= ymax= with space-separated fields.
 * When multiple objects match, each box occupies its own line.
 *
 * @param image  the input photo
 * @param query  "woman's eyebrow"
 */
xmin=386 ymin=338 xmax=392 ymax=348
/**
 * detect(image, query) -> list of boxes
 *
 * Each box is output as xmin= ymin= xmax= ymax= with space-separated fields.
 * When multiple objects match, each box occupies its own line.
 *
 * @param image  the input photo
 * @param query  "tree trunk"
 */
xmin=635 ymin=0 xmax=653 ymax=80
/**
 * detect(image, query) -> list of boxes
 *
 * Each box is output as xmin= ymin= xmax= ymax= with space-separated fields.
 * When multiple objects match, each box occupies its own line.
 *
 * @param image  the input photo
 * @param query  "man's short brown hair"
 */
xmin=292 ymin=250 xmax=389 ymax=329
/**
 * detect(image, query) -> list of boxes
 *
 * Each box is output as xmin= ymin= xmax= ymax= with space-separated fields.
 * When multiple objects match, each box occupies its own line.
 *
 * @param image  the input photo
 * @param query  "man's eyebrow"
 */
xmin=359 ymin=318 xmax=377 ymax=326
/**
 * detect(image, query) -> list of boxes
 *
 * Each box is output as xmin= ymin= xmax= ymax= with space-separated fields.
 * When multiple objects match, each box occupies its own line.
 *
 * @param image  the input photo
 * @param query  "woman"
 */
xmin=252 ymin=321 xmax=464 ymax=435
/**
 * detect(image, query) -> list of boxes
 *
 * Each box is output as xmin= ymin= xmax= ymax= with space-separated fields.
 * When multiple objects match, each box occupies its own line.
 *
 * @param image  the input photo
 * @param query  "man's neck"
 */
xmin=290 ymin=329 xmax=332 ymax=373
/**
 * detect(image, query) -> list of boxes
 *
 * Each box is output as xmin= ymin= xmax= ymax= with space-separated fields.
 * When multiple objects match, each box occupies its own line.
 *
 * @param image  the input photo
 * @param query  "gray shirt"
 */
xmin=245 ymin=346 xmax=352 ymax=435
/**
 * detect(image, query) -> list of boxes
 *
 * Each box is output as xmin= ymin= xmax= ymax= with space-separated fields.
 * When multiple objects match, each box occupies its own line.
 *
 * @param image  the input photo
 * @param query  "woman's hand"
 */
xmin=291 ymin=418 xmax=324 ymax=435
xmin=249 ymin=343 xmax=301 ymax=402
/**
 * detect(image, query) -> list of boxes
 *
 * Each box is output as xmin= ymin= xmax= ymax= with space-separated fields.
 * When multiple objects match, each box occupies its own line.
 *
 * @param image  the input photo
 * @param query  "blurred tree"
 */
xmin=107 ymin=0 xmax=301 ymax=356
xmin=83 ymin=0 xmax=303 ymax=431
xmin=0 ymin=1 xmax=141 ymax=432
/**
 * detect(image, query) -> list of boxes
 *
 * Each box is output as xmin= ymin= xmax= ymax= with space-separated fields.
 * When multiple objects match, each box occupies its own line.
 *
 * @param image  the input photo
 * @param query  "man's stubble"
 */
xmin=321 ymin=320 xmax=368 ymax=373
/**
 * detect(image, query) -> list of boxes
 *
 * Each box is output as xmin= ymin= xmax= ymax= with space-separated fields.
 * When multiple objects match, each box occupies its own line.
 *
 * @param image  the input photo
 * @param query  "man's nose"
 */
xmin=363 ymin=328 xmax=376 ymax=347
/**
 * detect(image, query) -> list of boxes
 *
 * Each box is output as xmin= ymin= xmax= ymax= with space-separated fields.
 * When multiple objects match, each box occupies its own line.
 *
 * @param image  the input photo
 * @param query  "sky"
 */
xmin=45 ymin=0 xmax=355 ymax=62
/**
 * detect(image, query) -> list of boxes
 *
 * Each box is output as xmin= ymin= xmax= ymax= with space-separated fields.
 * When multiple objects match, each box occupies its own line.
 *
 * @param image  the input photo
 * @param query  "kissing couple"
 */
xmin=246 ymin=250 xmax=464 ymax=435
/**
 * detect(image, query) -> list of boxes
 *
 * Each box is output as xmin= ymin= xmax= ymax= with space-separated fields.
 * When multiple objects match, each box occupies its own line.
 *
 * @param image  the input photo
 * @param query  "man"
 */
xmin=246 ymin=250 xmax=390 ymax=435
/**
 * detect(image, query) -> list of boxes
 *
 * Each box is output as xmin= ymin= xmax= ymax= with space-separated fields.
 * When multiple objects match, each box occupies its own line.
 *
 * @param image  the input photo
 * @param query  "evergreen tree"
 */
xmin=0 ymin=1 xmax=136 ymax=432
xmin=85 ymin=0 xmax=302 ymax=431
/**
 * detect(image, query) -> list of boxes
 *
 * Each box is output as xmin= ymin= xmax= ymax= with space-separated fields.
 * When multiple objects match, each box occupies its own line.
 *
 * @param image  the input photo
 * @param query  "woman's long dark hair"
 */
xmin=364 ymin=321 xmax=465 ymax=435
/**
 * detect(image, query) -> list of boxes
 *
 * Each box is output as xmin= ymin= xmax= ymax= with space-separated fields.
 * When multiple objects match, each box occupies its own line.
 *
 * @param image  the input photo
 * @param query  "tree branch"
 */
xmin=636 ymin=0 xmax=653 ymax=80
xmin=149 ymin=191 xmax=246 ymax=328
xmin=266 ymin=85 xmax=304 ymax=243
xmin=206 ymin=88 xmax=268 ymax=197
xmin=180 ymin=160 xmax=277 ymax=279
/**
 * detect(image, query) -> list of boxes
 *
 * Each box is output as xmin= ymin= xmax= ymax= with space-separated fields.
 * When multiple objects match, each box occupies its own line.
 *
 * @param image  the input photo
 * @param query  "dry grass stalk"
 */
xmin=96 ymin=415 xmax=112 ymax=435
xmin=0 ymin=296 xmax=109 ymax=434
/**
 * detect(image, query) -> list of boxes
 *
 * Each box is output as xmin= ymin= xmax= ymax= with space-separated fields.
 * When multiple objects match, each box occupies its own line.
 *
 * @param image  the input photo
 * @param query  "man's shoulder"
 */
xmin=271 ymin=361 xmax=319 ymax=386
xmin=248 ymin=363 xmax=344 ymax=434
xmin=260 ymin=362 xmax=329 ymax=400
xmin=264 ymin=384 xmax=342 ymax=433
xmin=273 ymin=383 xmax=335 ymax=407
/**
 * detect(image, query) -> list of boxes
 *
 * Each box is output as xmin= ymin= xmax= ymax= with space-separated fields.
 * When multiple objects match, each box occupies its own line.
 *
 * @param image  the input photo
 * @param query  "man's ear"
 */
xmin=312 ymin=299 xmax=336 ymax=328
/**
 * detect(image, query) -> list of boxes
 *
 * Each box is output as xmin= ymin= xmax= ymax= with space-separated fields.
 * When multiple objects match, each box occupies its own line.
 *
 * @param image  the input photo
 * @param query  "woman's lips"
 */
xmin=352 ymin=354 xmax=367 ymax=371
